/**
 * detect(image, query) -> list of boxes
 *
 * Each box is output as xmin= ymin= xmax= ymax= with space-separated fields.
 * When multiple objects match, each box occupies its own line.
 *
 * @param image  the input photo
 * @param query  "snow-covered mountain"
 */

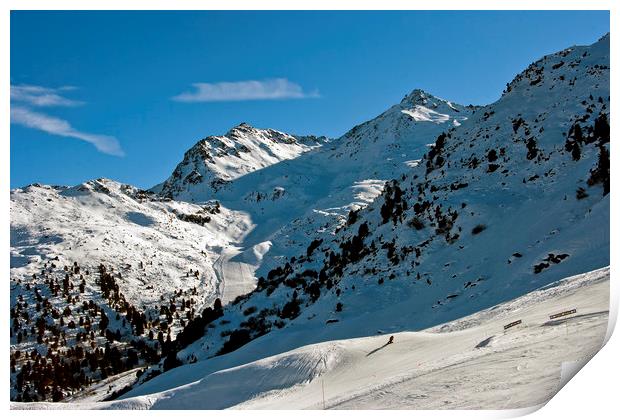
xmin=152 ymin=123 xmax=329 ymax=201
xmin=9 ymin=33 xmax=609 ymax=406
xmin=7 ymin=90 xmax=471 ymax=403
xmin=123 ymin=32 xmax=609 ymax=396
xmin=163 ymin=89 xmax=476 ymax=286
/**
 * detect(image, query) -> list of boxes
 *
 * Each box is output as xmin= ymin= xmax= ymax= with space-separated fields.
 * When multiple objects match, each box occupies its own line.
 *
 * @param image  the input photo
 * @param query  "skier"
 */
xmin=387 ymin=335 xmax=394 ymax=345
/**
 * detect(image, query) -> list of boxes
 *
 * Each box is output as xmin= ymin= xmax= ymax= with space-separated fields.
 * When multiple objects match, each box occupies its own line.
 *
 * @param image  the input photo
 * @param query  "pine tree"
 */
xmin=99 ymin=311 xmax=109 ymax=333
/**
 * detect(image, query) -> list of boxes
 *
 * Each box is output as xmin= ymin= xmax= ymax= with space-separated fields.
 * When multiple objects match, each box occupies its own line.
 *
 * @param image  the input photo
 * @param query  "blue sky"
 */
xmin=10 ymin=10 xmax=609 ymax=189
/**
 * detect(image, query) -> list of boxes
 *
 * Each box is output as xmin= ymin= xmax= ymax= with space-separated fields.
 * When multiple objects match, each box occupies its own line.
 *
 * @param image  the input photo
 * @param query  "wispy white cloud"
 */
xmin=11 ymin=106 xmax=124 ymax=157
xmin=172 ymin=78 xmax=319 ymax=102
xmin=11 ymin=84 xmax=123 ymax=156
xmin=11 ymin=84 xmax=84 ymax=107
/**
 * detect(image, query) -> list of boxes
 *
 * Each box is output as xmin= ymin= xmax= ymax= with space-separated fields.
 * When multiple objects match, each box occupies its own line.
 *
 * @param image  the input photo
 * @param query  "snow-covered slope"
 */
xmin=253 ymin=89 xmax=475 ymax=266
xmin=12 ymin=267 xmax=609 ymax=409
xmin=10 ymin=179 xmax=248 ymax=308
xmin=10 ymin=179 xmax=255 ymax=402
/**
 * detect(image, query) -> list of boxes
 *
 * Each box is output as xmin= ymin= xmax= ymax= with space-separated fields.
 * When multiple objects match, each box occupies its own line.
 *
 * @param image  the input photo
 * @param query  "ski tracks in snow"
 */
xmin=213 ymin=247 xmax=257 ymax=304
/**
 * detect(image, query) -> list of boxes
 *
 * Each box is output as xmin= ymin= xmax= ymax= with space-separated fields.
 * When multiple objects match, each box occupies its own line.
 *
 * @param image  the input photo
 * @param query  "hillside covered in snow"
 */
xmin=9 ymin=33 xmax=610 ymax=407
xmin=13 ymin=267 xmax=610 ymax=409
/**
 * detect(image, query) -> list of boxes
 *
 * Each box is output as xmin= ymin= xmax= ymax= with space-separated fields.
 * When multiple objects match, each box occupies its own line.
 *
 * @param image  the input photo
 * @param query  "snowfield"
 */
xmin=400 ymin=105 xmax=467 ymax=126
xmin=10 ymin=180 xmax=249 ymax=310
xmin=11 ymin=267 xmax=609 ymax=409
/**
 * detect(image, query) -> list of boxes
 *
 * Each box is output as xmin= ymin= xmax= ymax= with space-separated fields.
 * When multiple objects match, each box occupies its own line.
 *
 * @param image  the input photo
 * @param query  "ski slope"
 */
xmin=214 ymin=247 xmax=263 ymax=304
xmin=11 ymin=267 xmax=609 ymax=410
xmin=243 ymin=267 xmax=609 ymax=410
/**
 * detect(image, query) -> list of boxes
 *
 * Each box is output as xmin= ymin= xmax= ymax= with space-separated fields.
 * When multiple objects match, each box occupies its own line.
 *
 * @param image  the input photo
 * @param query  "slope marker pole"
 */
xmin=322 ymin=379 xmax=326 ymax=410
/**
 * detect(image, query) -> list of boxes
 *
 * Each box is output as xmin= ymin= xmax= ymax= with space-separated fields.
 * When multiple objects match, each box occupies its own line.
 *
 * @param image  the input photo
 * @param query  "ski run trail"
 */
xmin=214 ymin=247 xmax=261 ymax=305
xmin=13 ymin=266 xmax=610 ymax=410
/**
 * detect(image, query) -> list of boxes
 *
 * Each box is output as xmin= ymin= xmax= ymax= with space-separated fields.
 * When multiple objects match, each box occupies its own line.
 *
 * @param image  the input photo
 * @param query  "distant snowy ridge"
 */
xmin=153 ymin=123 xmax=329 ymax=202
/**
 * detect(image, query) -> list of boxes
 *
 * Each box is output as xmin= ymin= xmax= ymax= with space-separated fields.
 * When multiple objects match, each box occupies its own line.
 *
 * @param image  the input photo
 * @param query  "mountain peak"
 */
xmin=232 ymin=121 xmax=254 ymax=130
xmin=226 ymin=122 xmax=259 ymax=136
xmin=395 ymin=88 xmax=474 ymax=123
xmin=400 ymin=88 xmax=437 ymax=106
